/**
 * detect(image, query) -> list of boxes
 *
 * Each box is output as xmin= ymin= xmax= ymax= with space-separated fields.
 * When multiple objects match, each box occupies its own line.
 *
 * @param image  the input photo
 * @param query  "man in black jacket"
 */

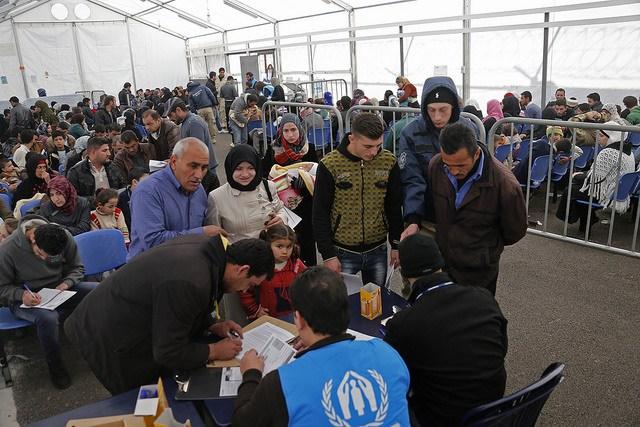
xmin=65 ymin=236 xmax=275 ymax=395
xmin=384 ymin=234 xmax=508 ymax=426
xmin=67 ymin=137 xmax=125 ymax=197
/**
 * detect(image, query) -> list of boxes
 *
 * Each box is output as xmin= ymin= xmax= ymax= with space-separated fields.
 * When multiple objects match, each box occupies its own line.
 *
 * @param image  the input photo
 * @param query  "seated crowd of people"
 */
xmin=0 ymin=69 xmax=637 ymax=427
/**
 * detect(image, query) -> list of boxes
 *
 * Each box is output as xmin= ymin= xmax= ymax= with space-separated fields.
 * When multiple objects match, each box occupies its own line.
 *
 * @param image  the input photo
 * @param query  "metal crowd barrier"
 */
xmin=296 ymin=79 xmax=349 ymax=103
xmin=259 ymin=100 xmax=344 ymax=157
xmin=488 ymin=117 xmax=640 ymax=258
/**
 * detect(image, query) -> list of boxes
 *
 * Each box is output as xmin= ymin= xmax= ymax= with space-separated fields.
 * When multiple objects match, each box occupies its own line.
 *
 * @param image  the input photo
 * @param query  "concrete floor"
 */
xmin=2 ymin=133 xmax=640 ymax=426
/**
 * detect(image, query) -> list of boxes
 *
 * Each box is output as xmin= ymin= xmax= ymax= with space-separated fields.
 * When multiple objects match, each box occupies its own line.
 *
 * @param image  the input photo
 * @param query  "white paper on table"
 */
xmin=20 ymin=288 xmax=76 ymax=310
xmin=134 ymin=384 xmax=159 ymax=416
xmin=259 ymin=335 xmax=295 ymax=375
xmin=347 ymin=328 xmax=375 ymax=341
xmin=282 ymin=207 xmax=302 ymax=228
xmin=219 ymin=367 xmax=243 ymax=397
xmin=341 ymin=273 xmax=363 ymax=296
xmin=236 ymin=323 xmax=295 ymax=360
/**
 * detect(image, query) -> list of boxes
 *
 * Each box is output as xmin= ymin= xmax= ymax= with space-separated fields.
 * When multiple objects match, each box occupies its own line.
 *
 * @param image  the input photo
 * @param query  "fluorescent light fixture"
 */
xmin=223 ymin=0 xmax=258 ymax=19
xmin=177 ymin=13 xmax=209 ymax=29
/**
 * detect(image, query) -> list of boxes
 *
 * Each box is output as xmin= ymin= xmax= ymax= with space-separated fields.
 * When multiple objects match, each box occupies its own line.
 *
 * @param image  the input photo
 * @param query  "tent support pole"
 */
xmin=10 ymin=19 xmax=29 ymax=98
xmin=71 ymin=22 xmax=87 ymax=92
xmin=125 ymin=17 xmax=138 ymax=89
xmin=348 ymin=10 xmax=357 ymax=92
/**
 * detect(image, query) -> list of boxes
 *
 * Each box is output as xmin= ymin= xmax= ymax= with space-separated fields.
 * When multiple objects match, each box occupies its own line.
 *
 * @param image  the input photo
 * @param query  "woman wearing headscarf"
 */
xmin=266 ymin=114 xmax=318 ymax=266
xmin=556 ymin=121 xmax=635 ymax=233
xmin=34 ymin=100 xmax=58 ymax=127
xmin=13 ymin=153 xmax=50 ymax=208
xmin=206 ymin=144 xmax=287 ymax=243
xmin=483 ymin=99 xmax=505 ymax=136
xmin=37 ymin=175 xmax=91 ymax=235
xmin=501 ymin=95 xmax=521 ymax=118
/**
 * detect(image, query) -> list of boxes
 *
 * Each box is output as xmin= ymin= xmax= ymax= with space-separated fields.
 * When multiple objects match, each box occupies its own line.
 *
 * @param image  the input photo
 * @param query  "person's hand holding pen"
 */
xmin=210 ymin=320 xmax=243 ymax=339
xmin=22 ymin=284 xmax=41 ymax=306
xmin=240 ymin=349 xmax=265 ymax=374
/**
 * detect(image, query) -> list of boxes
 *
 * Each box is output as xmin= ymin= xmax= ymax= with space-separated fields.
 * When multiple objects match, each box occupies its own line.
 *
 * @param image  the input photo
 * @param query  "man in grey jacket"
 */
xmin=228 ymin=93 xmax=258 ymax=145
xmin=0 ymin=216 xmax=94 ymax=389
xmin=8 ymin=96 xmax=33 ymax=137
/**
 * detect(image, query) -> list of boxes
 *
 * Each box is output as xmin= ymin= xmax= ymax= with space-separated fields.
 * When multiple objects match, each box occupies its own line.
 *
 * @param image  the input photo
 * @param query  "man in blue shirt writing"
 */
xmin=128 ymin=138 xmax=225 ymax=260
xmin=427 ymin=123 xmax=527 ymax=294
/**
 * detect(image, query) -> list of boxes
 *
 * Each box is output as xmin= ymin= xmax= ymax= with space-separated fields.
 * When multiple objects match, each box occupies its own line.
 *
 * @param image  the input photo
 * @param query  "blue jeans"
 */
xmin=337 ymin=244 xmax=387 ymax=287
xmin=10 ymin=282 xmax=97 ymax=359
xmin=229 ymin=120 xmax=248 ymax=145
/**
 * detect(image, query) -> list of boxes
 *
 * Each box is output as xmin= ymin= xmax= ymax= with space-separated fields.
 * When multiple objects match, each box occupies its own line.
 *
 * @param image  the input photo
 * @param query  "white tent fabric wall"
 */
xmin=128 ymin=21 xmax=188 ymax=92
xmin=75 ymin=22 xmax=133 ymax=97
xmin=0 ymin=21 xmax=24 ymax=100
xmin=17 ymin=23 xmax=80 ymax=97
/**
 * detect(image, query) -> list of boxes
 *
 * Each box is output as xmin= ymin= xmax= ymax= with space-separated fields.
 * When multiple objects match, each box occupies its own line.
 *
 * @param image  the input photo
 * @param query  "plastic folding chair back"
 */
xmin=246 ymin=120 xmax=262 ymax=133
xmin=613 ymin=172 xmax=640 ymax=202
xmin=461 ymin=362 xmax=565 ymax=427
xmin=74 ymin=229 xmax=128 ymax=276
xmin=515 ymin=139 xmax=530 ymax=162
xmin=19 ymin=199 xmax=42 ymax=217
xmin=573 ymin=146 xmax=594 ymax=169
xmin=626 ymin=132 xmax=640 ymax=148
xmin=494 ymin=144 xmax=514 ymax=163
xmin=0 ymin=307 xmax=31 ymax=387
xmin=522 ymin=155 xmax=551 ymax=190
xmin=0 ymin=193 xmax=11 ymax=211
xmin=307 ymin=121 xmax=332 ymax=148
xmin=551 ymin=155 xmax=570 ymax=182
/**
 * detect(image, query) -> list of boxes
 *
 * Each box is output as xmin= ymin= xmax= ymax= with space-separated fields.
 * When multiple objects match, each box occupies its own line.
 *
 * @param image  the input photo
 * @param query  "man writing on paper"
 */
xmin=0 ymin=216 xmax=92 ymax=389
xmin=233 ymin=267 xmax=410 ymax=426
xmin=66 ymin=236 xmax=275 ymax=395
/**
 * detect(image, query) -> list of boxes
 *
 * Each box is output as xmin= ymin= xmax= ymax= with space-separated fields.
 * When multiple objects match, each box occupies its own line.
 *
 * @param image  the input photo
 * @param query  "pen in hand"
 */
xmin=23 ymin=284 xmax=41 ymax=306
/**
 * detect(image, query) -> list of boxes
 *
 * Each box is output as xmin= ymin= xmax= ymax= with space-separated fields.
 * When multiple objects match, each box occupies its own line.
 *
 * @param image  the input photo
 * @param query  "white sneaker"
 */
xmin=229 ymin=142 xmax=235 ymax=147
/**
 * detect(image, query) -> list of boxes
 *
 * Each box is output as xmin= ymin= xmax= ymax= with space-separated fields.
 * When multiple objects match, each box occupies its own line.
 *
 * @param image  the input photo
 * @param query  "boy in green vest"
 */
xmin=312 ymin=112 xmax=402 ymax=286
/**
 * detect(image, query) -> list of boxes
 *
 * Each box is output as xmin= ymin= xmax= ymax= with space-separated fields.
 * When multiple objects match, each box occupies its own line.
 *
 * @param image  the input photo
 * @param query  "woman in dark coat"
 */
xmin=13 ymin=153 xmax=49 ymax=208
xmin=264 ymin=113 xmax=318 ymax=266
xmin=37 ymin=175 xmax=91 ymax=235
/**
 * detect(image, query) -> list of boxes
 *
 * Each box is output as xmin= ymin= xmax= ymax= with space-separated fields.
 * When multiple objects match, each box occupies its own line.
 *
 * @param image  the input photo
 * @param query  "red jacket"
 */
xmin=239 ymin=258 xmax=306 ymax=318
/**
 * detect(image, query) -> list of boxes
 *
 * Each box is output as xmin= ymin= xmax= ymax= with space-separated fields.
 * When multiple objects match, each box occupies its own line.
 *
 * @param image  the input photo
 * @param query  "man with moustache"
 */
xmin=127 ymin=137 xmax=225 ymax=260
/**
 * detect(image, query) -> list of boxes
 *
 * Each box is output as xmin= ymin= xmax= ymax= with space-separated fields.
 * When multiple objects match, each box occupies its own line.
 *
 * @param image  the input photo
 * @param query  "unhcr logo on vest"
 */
xmin=322 ymin=369 xmax=398 ymax=427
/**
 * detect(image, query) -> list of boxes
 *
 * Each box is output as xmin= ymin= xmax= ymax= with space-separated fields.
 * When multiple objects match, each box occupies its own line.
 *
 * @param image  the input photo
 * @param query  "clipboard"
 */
xmin=174 ymin=367 xmax=229 ymax=400
xmin=208 ymin=316 xmax=298 ymax=368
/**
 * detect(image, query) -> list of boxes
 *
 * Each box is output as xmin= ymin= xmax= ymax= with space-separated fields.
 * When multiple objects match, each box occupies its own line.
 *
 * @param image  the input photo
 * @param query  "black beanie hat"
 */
xmin=399 ymin=234 xmax=445 ymax=278
xmin=224 ymin=144 xmax=262 ymax=191
xmin=424 ymin=87 xmax=458 ymax=107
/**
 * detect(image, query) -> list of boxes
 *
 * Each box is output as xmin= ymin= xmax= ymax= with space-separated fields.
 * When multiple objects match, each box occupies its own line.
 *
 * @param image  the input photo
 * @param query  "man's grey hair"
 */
xmin=172 ymin=137 xmax=209 ymax=158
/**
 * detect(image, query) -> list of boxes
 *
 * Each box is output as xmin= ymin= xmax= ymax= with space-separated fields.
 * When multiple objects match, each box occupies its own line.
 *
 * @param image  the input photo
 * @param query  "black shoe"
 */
xmin=47 ymin=354 xmax=71 ymax=389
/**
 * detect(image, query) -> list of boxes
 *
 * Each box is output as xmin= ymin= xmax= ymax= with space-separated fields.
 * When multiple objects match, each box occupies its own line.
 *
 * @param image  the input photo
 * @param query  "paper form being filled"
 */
xmin=236 ymin=322 xmax=295 ymax=360
xmin=259 ymin=335 xmax=295 ymax=374
xmin=20 ymin=288 xmax=76 ymax=310
xmin=219 ymin=367 xmax=243 ymax=397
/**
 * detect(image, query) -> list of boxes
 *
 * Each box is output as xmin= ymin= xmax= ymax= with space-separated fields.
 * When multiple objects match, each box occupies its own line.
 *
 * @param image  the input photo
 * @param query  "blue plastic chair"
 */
xmin=0 ymin=308 xmax=31 ymax=387
xmin=0 ymin=193 xmax=11 ymax=211
xmin=514 ymin=139 xmax=531 ymax=162
xmin=19 ymin=198 xmax=42 ymax=217
xmin=626 ymin=132 xmax=640 ymax=148
xmin=521 ymin=155 xmax=551 ymax=191
xmin=494 ymin=144 xmax=514 ymax=163
xmin=246 ymin=120 xmax=262 ymax=133
xmin=573 ymin=145 xmax=594 ymax=170
xmin=461 ymin=362 xmax=565 ymax=427
xmin=74 ymin=229 xmax=128 ymax=276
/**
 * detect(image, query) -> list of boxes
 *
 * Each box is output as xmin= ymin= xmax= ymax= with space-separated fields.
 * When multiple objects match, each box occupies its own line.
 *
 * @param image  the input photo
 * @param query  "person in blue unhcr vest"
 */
xmin=233 ymin=266 xmax=410 ymax=426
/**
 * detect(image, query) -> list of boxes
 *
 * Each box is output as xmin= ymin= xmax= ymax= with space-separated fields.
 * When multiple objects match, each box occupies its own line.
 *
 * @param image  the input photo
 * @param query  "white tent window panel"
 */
xmin=17 ymin=24 xmax=80 ymax=96
xmin=50 ymin=3 xmax=69 ymax=20
xmin=356 ymin=38 xmax=401 ymax=98
xmin=75 ymin=22 xmax=132 ymax=96
xmin=128 ymin=22 xmax=189 ymax=90
xmin=171 ymin=0 xmax=265 ymax=31
xmin=0 ymin=22 xmax=24 ymax=100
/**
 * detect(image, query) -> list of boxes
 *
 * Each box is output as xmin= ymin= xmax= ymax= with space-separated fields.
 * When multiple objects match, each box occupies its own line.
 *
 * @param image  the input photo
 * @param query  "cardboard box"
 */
xmin=360 ymin=283 xmax=382 ymax=320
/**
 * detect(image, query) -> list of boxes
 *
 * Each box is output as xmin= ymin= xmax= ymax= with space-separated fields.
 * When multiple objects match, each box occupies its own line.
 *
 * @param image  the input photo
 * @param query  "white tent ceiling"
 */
xmin=0 ymin=0 xmax=399 ymax=39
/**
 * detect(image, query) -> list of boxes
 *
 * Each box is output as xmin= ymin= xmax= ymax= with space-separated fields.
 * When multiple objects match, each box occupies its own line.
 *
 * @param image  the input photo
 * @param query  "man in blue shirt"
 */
xmin=427 ymin=123 xmax=527 ymax=294
xmin=128 ymin=138 xmax=225 ymax=260
xmin=233 ymin=267 xmax=410 ymax=426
